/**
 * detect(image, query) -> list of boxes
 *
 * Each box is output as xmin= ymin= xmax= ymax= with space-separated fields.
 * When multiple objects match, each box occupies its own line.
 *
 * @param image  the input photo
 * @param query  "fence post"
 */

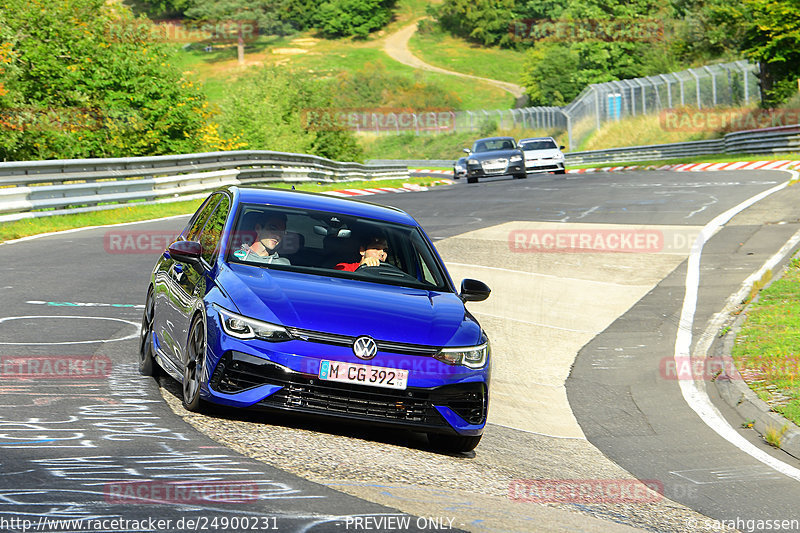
xmin=565 ymin=111 xmax=573 ymax=151
xmin=660 ymin=74 xmax=672 ymax=108
xmin=594 ymin=86 xmax=601 ymax=130
xmin=704 ymin=66 xmax=717 ymax=106
xmin=688 ymin=68 xmax=701 ymax=109
xmin=740 ymin=62 xmax=750 ymax=104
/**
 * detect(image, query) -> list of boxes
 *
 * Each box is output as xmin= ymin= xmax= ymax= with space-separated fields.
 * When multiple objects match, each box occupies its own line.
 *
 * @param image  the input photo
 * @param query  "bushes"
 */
xmin=0 ymin=0 xmax=219 ymax=161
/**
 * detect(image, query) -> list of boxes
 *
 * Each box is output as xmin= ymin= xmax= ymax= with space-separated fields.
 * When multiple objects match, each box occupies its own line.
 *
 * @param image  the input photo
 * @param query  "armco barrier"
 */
xmin=0 ymin=150 xmax=407 ymax=222
xmin=376 ymin=123 xmax=800 ymax=168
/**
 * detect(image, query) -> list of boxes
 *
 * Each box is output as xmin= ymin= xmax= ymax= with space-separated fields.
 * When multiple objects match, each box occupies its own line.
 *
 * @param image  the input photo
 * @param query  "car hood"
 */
xmin=523 ymin=148 xmax=563 ymax=159
xmin=468 ymin=149 xmax=521 ymax=161
xmin=217 ymin=263 xmax=482 ymax=347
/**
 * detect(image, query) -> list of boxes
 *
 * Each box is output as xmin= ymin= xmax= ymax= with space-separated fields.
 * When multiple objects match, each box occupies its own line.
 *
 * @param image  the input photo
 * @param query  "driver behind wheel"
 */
xmin=334 ymin=236 xmax=388 ymax=272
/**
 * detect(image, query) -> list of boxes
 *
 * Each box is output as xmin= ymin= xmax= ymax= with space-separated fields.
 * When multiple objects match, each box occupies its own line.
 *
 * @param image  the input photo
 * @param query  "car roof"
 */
xmin=518 ymin=137 xmax=556 ymax=142
xmin=232 ymin=186 xmax=418 ymax=226
xmin=474 ymin=136 xmax=516 ymax=142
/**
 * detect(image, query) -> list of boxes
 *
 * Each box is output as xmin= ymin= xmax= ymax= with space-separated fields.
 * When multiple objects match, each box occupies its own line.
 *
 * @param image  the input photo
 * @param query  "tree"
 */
xmin=185 ymin=0 xmax=293 ymax=65
xmin=312 ymin=0 xmax=397 ymax=39
xmin=676 ymin=0 xmax=800 ymax=106
xmin=0 ymin=0 xmax=224 ymax=160
xmin=739 ymin=0 xmax=800 ymax=105
xmin=433 ymin=0 xmax=518 ymax=47
xmin=217 ymin=67 xmax=363 ymax=162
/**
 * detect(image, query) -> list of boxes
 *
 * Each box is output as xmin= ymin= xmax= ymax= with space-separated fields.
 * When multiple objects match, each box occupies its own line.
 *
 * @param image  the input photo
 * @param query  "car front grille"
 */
xmin=481 ymin=159 xmax=508 ymax=174
xmin=285 ymin=326 xmax=440 ymax=357
xmin=209 ymin=351 xmax=487 ymax=427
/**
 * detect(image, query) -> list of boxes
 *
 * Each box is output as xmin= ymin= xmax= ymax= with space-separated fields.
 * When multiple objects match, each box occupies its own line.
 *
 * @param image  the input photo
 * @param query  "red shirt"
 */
xmin=335 ymin=262 xmax=360 ymax=272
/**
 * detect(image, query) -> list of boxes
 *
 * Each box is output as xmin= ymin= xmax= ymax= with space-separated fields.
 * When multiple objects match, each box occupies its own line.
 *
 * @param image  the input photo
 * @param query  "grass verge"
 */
xmin=731 ymin=256 xmax=800 ymax=427
xmin=408 ymin=26 xmax=525 ymax=86
xmin=0 ymin=177 xmax=447 ymax=243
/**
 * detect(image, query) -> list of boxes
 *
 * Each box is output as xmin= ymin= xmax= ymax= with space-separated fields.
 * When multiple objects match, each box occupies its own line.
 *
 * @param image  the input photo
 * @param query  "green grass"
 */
xmin=0 ymin=177 xmax=448 ymax=242
xmin=360 ymin=125 xmax=566 ymax=161
xmin=731 ymin=257 xmax=800 ymax=428
xmin=169 ymin=24 xmax=513 ymax=111
xmin=408 ymin=26 xmax=525 ymax=86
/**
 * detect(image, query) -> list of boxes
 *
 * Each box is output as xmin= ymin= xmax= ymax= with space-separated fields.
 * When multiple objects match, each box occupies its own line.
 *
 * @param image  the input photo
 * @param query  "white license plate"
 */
xmin=483 ymin=162 xmax=506 ymax=169
xmin=319 ymin=360 xmax=408 ymax=390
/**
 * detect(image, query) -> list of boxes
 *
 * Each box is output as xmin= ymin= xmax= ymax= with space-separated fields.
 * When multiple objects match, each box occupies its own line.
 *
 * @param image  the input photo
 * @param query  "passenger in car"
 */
xmin=239 ymin=212 xmax=291 ymax=265
xmin=335 ymin=236 xmax=388 ymax=272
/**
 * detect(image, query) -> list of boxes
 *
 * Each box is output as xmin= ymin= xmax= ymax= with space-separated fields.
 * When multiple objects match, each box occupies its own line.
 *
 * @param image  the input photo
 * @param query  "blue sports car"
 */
xmin=140 ymin=186 xmax=491 ymax=452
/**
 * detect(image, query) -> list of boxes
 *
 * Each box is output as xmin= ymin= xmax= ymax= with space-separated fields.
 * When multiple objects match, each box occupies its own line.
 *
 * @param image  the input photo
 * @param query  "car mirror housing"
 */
xmin=463 ymin=148 xmax=471 ymax=154
xmin=168 ymin=240 xmax=202 ymax=264
xmin=460 ymin=279 xmax=491 ymax=302
xmin=560 ymin=145 xmax=565 ymax=150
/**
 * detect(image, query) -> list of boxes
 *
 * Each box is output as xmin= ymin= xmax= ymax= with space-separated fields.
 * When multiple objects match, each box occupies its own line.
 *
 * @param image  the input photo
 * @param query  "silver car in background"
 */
xmin=518 ymin=137 xmax=566 ymax=174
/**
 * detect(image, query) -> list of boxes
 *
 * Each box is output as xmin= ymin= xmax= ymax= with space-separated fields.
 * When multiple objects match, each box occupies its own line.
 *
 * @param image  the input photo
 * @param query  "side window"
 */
xmin=185 ymin=196 xmax=220 ymax=242
xmin=199 ymin=195 xmax=230 ymax=265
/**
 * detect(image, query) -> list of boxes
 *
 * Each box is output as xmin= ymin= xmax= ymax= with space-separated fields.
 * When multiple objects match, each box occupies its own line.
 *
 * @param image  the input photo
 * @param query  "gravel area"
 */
xmin=159 ymin=379 xmax=730 ymax=533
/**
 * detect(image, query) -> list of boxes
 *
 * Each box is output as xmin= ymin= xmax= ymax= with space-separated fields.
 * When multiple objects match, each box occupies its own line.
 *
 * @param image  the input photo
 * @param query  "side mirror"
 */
xmin=559 ymin=145 xmax=565 ymax=150
xmin=463 ymin=148 xmax=471 ymax=154
xmin=168 ymin=240 xmax=202 ymax=264
xmin=460 ymin=279 xmax=491 ymax=302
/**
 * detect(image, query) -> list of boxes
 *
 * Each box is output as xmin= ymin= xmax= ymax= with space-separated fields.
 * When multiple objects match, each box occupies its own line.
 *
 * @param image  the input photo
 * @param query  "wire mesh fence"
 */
xmin=341 ymin=60 xmax=760 ymax=151
xmin=562 ymin=60 xmax=760 ymax=149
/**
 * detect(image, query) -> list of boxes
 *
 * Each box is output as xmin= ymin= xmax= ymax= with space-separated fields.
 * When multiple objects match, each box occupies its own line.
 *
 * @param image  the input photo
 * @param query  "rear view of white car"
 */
xmin=518 ymin=137 xmax=566 ymax=174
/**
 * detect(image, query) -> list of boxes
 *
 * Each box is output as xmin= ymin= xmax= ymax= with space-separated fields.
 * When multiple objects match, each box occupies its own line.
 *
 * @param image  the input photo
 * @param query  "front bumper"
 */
xmin=207 ymin=350 xmax=488 ymax=436
xmin=467 ymin=161 xmax=525 ymax=177
xmin=525 ymin=160 xmax=565 ymax=172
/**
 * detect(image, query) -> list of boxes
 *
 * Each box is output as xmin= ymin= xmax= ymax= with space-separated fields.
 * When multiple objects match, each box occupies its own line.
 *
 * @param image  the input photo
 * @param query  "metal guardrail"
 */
xmin=0 ymin=150 xmax=408 ymax=222
xmin=376 ymin=124 xmax=800 ymax=169
xmin=564 ymin=139 xmax=725 ymax=165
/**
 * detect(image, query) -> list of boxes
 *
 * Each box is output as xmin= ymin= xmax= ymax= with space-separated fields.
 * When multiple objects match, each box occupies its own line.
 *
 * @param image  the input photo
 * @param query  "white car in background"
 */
xmin=518 ymin=137 xmax=566 ymax=174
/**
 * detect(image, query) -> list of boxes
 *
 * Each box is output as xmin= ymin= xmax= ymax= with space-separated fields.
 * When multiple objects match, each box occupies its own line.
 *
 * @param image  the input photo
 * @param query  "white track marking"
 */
xmin=676 ymin=169 xmax=800 ymax=482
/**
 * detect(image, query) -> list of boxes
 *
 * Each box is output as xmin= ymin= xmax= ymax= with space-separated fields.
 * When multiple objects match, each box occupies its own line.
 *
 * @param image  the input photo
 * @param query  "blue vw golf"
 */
xmin=140 ymin=186 xmax=491 ymax=452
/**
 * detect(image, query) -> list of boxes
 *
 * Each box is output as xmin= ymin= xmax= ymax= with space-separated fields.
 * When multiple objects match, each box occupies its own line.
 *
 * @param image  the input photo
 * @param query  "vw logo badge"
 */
xmin=353 ymin=336 xmax=378 ymax=360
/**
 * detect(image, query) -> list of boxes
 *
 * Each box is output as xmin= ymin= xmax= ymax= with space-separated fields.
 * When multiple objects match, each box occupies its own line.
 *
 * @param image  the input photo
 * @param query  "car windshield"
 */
xmin=226 ymin=204 xmax=450 ymax=291
xmin=473 ymin=139 xmax=516 ymax=152
xmin=519 ymin=139 xmax=557 ymax=150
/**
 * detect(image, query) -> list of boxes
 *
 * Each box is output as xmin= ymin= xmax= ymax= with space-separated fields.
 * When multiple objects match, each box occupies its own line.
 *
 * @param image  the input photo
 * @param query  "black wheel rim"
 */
xmin=184 ymin=321 xmax=203 ymax=403
xmin=139 ymin=293 xmax=154 ymax=363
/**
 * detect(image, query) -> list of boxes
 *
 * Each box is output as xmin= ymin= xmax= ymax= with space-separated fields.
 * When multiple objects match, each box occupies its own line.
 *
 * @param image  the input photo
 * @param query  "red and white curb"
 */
xmin=323 ymin=180 xmax=453 ymax=198
xmin=410 ymin=169 xmax=454 ymax=175
xmin=567 ymin=160 xmax=800 ymax=174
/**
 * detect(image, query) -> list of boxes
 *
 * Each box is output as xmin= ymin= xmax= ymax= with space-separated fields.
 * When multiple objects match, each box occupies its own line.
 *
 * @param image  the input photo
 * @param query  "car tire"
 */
xmin=452 ymin=169 xmax=460 ymax=179
xmin=467 ymin=176 xmax=478 ymax=184
xmin=138 ymin=289 xmax=159 ymax=377
xmin=182 ymin=315 xmax=206 ymax=412
xmin=428 ymin=433 xmax=482 ymax=453
xmin=514 ymin=173 xmax=527 ymax=179
xmin=555 ymin=169 xmax=566 ymax=175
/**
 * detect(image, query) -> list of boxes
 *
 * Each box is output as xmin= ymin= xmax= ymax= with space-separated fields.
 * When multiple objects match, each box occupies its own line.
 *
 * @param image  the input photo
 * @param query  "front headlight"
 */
xmin=468 ymin=159 xmax=478 ymax=165
xmin=435 ymin=341 xmax=489 ymax=369
xmin=214 ymin=305 xmax=292 ymax=342
xmin=509 ymin=155 xmax=522 ymax=162
xmin=555 ymin=152 xmax=565 ymax=160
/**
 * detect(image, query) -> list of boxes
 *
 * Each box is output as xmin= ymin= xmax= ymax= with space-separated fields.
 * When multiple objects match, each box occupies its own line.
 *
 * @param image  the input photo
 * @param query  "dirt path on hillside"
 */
xmin=383 ymin=20 xmax=527 ymax=101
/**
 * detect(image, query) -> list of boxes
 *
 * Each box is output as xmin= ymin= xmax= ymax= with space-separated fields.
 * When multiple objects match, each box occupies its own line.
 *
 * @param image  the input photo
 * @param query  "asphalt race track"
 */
xmin=2 ymin=168 xmax=800 ymax=532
